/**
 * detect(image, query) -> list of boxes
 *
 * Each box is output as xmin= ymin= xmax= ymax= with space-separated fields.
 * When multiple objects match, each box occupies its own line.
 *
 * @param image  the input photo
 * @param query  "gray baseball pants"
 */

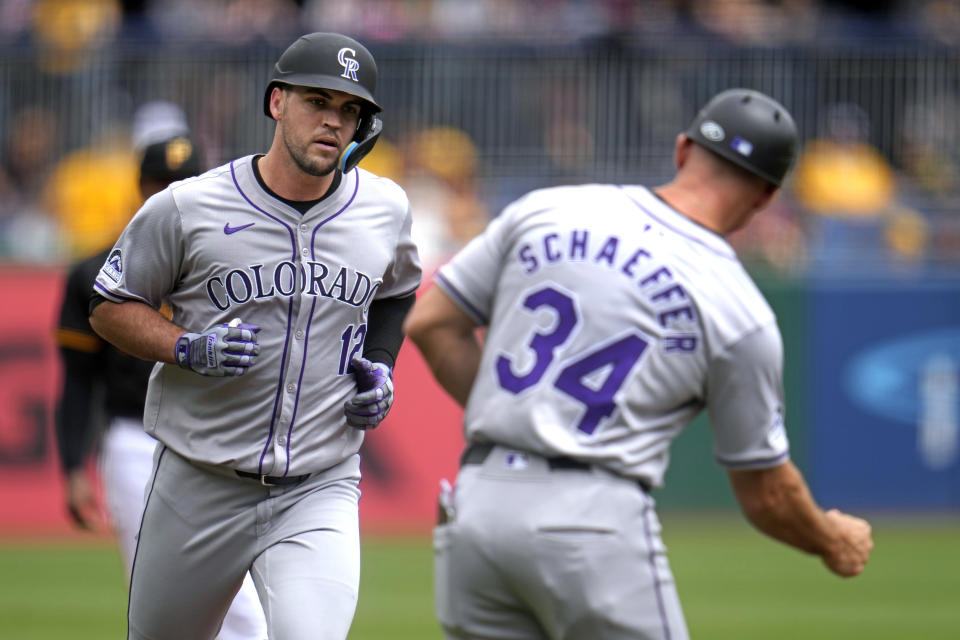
xmin=434 ymin=445 xmax=689 ymax=640
xmin=128 ymin=445 xmax=362 ymax=640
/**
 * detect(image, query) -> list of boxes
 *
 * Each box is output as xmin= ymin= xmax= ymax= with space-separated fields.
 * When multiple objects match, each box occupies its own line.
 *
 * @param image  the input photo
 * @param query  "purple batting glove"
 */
xmin=344 ymin=357 xmax=394 ymax=430
xmin=174 ymin=318 xmax=261 ymax=377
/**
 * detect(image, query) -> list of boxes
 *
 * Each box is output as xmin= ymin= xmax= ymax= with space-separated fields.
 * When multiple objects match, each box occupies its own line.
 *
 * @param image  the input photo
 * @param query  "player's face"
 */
xmin=278 ymin=87 xmax=363 ymax=177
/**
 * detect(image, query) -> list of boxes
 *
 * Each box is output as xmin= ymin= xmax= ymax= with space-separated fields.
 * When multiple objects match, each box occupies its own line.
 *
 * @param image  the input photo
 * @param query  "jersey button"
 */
xmin=277 ymin=435 xmax=287 ymax=446
xmin=286 ymin=383 xmax=296 ymax=393
xmin=295 ymin=330 xmax=304 ymax=339
xmin=301 ymin=247 xmax=309 ymax=255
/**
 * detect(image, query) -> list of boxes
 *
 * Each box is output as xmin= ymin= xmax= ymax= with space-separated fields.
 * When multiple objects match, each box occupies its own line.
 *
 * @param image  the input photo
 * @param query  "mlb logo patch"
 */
xmin=102 ymin=248 xmax=123 ymax=283
xmin=731 ymin=136 xmax=754 ymax=157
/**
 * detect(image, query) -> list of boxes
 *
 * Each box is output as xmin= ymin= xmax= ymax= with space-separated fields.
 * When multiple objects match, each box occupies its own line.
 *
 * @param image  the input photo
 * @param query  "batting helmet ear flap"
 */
xmin=340 ymin=113 xmax=383 ymax=173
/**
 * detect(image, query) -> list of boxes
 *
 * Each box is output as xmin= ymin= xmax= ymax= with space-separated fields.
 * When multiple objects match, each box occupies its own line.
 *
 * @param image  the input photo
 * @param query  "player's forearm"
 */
xmin=404 ymin=286 xmax=482 ymax=407
xmin=730 ymin=462 xmax=873 ymax=579
xmin=415 ymin=331 xmax=481 ymax=407
xmin=89 ymin=299 xmax=184 ymax=364
xmin=729 ymin=462 xmax=833 ymax=555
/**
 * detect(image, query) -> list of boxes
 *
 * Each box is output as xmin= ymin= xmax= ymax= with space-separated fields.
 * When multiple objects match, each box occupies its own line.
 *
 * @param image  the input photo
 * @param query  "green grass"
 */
xmin=1 ymin=514 xmax=957 ymax=639
xmin=663 ymin=513 xmax=960 ymax=639
xmin=0 ymin=542 xmax=128 ymax=639
xmin=352 ymin=537 xmax=441 ymax=639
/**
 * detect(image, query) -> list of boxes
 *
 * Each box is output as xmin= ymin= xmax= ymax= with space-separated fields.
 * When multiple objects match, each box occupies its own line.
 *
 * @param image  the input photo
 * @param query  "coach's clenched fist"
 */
xmin=174 ymin=318 xmax=261 ymax=376
xmin=821 ymin=509 xmax=874 ymax=577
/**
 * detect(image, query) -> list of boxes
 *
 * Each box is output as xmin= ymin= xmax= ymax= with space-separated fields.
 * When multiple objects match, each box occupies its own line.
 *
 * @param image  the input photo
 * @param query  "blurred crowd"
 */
xmin=0 ymin=101 xmax=491 ymax=270
xmin=2 ymin=0 xmax=960 ymax=277
xmin=3 ymin=0 xmax=960 ymax=46
xmin=728 ymin=100 xmax=960 ymax=276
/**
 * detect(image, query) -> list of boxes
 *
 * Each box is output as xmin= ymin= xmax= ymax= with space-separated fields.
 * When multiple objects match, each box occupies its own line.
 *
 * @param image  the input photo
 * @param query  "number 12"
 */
xmin=339 ymin=323 xmax=367 ymax=374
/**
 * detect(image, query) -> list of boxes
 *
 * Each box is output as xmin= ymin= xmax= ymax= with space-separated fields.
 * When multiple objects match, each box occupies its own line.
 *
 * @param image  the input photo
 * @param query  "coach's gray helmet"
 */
xmin=685 ymin=88 xmax=798 ymax=186
xmin=263 ymin=32 xmax=381 ymax=116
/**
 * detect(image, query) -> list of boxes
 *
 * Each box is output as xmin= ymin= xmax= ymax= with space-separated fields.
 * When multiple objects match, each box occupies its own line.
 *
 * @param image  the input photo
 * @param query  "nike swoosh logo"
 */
xmin=224 ymin=222 xmax=255 ymax=235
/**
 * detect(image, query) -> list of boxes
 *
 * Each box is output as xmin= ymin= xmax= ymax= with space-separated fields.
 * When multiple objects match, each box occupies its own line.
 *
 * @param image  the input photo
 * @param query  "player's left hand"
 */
xmin=344 ymin=357 xmax=394 ymax=430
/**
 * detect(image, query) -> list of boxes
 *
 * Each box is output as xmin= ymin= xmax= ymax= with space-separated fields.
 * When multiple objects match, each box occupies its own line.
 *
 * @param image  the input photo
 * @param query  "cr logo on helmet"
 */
xmin=338 ymin=47 xmax=359 ymax=81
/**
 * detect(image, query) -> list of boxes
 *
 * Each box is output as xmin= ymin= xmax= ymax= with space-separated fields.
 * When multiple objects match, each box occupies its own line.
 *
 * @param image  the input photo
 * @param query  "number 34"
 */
xmin=496 ymin=285 xmax=648 ymax=434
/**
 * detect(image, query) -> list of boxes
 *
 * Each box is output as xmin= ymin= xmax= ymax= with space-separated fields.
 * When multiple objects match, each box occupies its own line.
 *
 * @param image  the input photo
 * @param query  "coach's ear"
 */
xmin=674 ymin=134 xmax=694 ymax=170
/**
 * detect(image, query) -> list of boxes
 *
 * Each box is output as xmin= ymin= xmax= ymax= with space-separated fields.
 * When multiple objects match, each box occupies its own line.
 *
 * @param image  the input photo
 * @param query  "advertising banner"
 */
xmin=809 ymin=279 xmax=960 ymax=509
xmin=0 ymin=267 xmax=465 ymax=536
xmin=3 ymin=268 xmax=955 ymax=536
xmin=0 ymin=267 xmax=64 ymax=533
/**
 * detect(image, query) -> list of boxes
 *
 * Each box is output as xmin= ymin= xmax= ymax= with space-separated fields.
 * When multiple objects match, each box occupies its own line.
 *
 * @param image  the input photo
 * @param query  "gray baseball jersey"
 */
xmin=436 ymin=183 xmax=789 ymax=489
xmin=94 ymin=156 xmax=422 ymax=477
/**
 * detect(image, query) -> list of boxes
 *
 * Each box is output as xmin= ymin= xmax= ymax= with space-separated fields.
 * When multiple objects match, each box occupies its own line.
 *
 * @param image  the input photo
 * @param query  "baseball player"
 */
xmin=54 ymin=134 xmax=268 ymax=640
xmin=404 ymin=89 xmax=874 ymax=640
xmin=88 ymin=33 xmax=422 ymax=640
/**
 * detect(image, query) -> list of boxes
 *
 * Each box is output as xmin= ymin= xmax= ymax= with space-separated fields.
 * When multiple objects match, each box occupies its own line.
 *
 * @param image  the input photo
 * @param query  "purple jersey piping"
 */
xmin=284 ymin=170 xmax=360 ymax=474
xmin=93 ymin=282 xmax=149 ymax=304
xmin=230 ymin=160 xmax=298 ymax=475
xmin=716 ymin=450 xmax=790 ymax=469
xmin=283 ymin=298 xmax=316 ymax=477
xmin=127 ymin=445 xmax=167 ymax=637
xmin=309 ymin=168 xmax=360 ymax=237
xmin=617 ymin=186 xmax=737 ymax=261
xmin=641 ymin=497 xmax=673 ymax=640
xmin=434 ymin=272 xmax=488 ymax=324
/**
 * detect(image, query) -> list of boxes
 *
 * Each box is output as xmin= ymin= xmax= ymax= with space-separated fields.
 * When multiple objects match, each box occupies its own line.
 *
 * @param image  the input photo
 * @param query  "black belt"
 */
xmin=235 ymin=470 xmax=311 ymax=487
xmin=460 ymin=442 xmax=650 ymax=492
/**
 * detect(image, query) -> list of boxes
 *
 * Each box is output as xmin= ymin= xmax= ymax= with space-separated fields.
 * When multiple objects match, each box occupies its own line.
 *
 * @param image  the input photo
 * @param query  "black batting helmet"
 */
xmin=263 ymin=32 xmax=383 ymax=173
xmin=262 ymin=32 xmax=381 ymax=116
xmin=685 ymin=89 xmax=798 ymax=186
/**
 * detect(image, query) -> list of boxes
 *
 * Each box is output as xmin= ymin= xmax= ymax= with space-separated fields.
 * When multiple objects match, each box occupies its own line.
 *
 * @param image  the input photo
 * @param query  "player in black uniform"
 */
xmin=54 ymin=135 xmax=270 ymax=640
